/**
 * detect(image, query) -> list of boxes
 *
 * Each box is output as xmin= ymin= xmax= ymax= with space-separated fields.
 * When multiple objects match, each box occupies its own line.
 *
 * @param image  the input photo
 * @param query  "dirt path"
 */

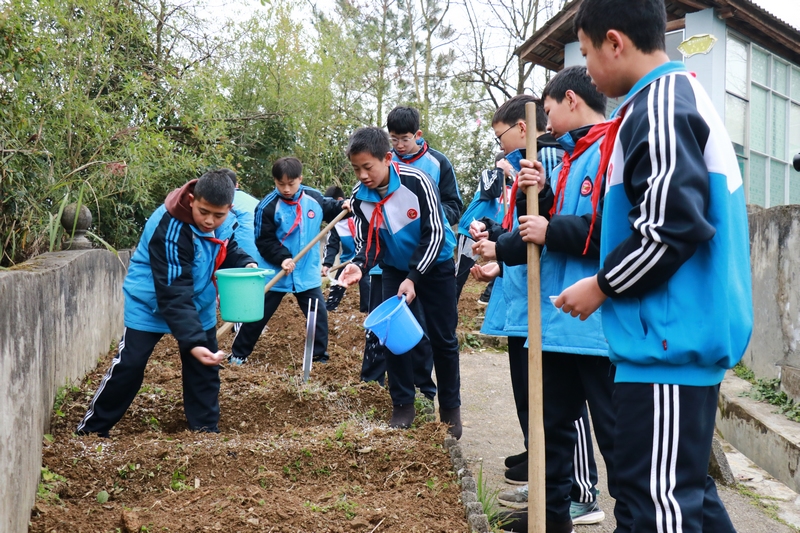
xmin=457 ymin=345 xmax=797 ymax=533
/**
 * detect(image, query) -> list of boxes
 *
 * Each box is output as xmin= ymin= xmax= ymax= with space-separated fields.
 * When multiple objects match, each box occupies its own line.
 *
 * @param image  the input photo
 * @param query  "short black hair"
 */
xmin=386 ymin=106 xmax=420 ymax=135
xmin=324 ymin=185 xmax=345 ymax=198
xmin=574 ymin=0 xmax=666 ymax=53
xmin=272 ymin=157 xmax=303 ymax=181
xmin=346 ymin=127 xmax=391 ymax=160
xmin=194 ymin=170 xmax=235 ymax=206
xmin=221 ymin=168 xmax=238 ymax=187
xmin=492 ymin=95 xmax=547 ymax=132
xmin=542 ymin=66 xmax=607 ymax=116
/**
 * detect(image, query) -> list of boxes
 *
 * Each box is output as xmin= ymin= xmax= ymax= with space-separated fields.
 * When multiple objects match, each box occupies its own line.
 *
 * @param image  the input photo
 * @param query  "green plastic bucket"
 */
xmin=215 ymin=268 xmax=274 ymax=322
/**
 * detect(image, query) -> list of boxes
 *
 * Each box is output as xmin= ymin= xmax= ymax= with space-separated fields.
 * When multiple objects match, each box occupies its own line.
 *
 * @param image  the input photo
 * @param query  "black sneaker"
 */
xmin=477 ymin=284 xmax=492 ymax=306
xmin=504 ymin=450 xmax=527 ymax=469
xmin=504 ymin=459 xmax=528 ymax=485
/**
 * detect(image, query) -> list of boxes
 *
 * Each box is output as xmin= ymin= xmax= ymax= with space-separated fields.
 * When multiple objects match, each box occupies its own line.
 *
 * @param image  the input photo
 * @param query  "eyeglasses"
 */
xmin=390 ymin=136 xmax=416 ymax=145
xmin=494 ymin=123 xmax=519 ymax=146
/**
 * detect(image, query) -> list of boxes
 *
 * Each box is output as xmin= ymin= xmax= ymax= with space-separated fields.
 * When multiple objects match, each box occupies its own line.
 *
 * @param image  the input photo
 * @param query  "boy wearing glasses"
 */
xmin=386 ymin=106 xmax=462 ymax=225
xmin=382 ymin=105 xmax=463 ymax=407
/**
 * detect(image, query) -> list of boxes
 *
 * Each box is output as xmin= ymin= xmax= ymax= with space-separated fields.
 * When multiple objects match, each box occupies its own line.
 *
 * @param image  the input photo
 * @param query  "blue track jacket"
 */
xmin=254 ymin=185 xmax=344 ymax=293
xmin=599 ymin=62 xmax=753 ymax=386
xmin=393 ymin=138 xmax=463 ymax=225
xmin=123 ymin=181 xmax=255 ymax=352
xmin=479 ymin=141 xmax=564 ymax=338
xmin=231 ymin=188 xmax=269 ymax=269
xmin=457 ymin=168 xmax=510 ymax=238
xmin=351 ymin=162 xmax=455 ymax=281
xmin=323 ymin=218 xmax=357 ymax=267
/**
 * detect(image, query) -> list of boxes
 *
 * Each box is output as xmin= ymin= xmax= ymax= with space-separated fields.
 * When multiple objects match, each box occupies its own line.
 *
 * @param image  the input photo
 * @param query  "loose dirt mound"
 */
xmin=31 ymin=278 xmax=490 ymax=533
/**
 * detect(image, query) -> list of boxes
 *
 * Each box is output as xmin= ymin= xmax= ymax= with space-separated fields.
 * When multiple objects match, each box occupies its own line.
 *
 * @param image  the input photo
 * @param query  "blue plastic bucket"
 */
xmin=363 ymin=295 xmax=423 ymax=355
xmin=215 ymin=268 xmax=275 ymax=322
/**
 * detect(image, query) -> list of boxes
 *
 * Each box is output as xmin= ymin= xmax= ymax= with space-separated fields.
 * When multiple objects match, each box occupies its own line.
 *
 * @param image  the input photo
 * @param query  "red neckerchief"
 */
xmin=365 ymin=164 xmax=397 ymax=260
xmin=205 ymin=236 xmax=228 ymax=290
xmin=501 ymin=178 xmax=519 ymax=231
xmin=280 ymin=190 xmax=304 ymax=244
xmin=347 ymin=217 xmax=356 ymax=237
xmin=550 ymin=117 xmax=624 ymax=255
xmin=397 ymin=141 xmax=428 ymax=164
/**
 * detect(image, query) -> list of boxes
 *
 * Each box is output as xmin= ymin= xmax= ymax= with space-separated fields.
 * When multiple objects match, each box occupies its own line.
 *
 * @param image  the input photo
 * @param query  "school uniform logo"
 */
xmin=407 ymin=209 xmax=418 ymax=219
xmin=581 ymin=177 xmax=593 ymax=196
xmin=307 ymin=210 xmax=316 ymax=219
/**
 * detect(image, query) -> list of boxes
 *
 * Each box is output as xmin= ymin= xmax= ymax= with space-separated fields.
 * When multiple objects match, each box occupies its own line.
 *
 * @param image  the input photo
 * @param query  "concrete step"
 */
xmin=717 ymin=371 xmax=800 ymax=496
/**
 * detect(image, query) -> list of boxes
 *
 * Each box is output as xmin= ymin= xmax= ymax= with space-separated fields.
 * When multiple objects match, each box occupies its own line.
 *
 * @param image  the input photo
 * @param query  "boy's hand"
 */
xmin=496 ymin=158 xmax=513 ymax=177
xmin=472 ymin=239 xmax=497 ymax=260
xmin=338 ymin=264 xmax=362 ymax=287
xmin=469 ymin=220 xmax=488 ymax=240
xmin=470 ymin=262 xmax=500 ymax=282
xmin=341 ymin=199 xmax=351 ymax=211
xmin=281 ymin=258 xmax=296 ymax=274
xmin=321 ymin=266 xmax=329 ymax=277
xmin=555 ymin=275 xmax=607 ymax=321
xmin=518 ymin=159 xmax=545 ymax=194
xmin=398 ymin=278 xmax=416 ymax=304
xmin=245 ymin=263 xmax=258 ymax=268
xmin=518 ymin=215 xmax=548 ymax=245
xmin=191 ymin=347 xmax=226 ymax=366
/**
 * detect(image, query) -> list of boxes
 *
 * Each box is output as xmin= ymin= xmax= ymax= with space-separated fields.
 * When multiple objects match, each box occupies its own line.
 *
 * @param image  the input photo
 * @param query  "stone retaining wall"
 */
xmin=0 ymin=250 xmax=129 ymax=533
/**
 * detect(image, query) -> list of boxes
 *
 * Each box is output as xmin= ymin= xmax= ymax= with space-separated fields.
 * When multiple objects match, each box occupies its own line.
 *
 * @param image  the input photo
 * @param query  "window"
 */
xmin=725 ymin=32 xmax=800 ymax=207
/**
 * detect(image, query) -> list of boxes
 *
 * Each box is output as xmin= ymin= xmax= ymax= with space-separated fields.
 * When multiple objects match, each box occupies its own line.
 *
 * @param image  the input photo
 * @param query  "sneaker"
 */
xmin=570 ymin=499 xmax=605 ymax=525
xmin=498 ymin=485 xmax=528 ymax=509
xmin=504 ymin=450 xmax=527 ymax=469
xmin=504 ymin=459 xmax=528 ymax=485
xmin=227 ymin=355 xmax=246 ymax=365
xmin=389 ymin=404 xmax=416 ymax=428
xmin=477 ymin=284 xmax=492 ymax=306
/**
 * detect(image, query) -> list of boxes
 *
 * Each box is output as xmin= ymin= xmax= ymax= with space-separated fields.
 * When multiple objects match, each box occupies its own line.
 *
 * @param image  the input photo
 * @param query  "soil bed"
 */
xmin=31 ymin=278 xmax=489 ymax=533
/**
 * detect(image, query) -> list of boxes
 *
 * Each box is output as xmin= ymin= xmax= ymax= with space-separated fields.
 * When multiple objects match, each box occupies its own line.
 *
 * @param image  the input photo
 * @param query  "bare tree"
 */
xmin=456 ymin=0 xmax=566 ymax=106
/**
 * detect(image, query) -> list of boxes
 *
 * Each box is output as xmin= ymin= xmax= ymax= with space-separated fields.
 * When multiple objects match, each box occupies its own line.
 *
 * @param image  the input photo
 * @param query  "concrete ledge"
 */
xmin=717 ymin=371 xmax=800 ymax=494
xmin=0 ymin=249 xmax=129 ymax=533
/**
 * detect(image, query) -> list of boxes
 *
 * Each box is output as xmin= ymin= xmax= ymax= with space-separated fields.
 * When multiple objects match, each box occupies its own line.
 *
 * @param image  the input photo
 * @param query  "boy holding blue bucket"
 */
xmin=77 ymin=170 xmax=257 ymax=437
xmin=228 ymin=157 xmax=347 ymax=365
xmin=339 ymin=127 xmax=462 ymax=438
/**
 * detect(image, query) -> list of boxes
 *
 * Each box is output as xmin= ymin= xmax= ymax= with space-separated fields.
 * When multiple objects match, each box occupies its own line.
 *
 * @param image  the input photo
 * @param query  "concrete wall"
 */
xmin=742 ymin=205 xmax=800 ymax=383
xmin=0 ymin=249 xmax=129 ymax=533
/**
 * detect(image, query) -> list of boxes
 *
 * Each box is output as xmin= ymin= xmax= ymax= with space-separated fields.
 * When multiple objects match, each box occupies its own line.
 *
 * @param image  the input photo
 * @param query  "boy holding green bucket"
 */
xmin=77 ymin=170 xmax=257 ymax=437
xmin=339 ymin=127 xmax=462 ymax=438
xmin=228 ymin=157 xmax=348 ymax=365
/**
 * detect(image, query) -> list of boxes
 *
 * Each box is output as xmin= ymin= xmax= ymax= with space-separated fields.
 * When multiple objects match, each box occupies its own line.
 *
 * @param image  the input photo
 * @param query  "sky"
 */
xmin=750 ymin=0 xmax=800 ymax=30
xmin=199 ymin=0 xmax=800 ymax=41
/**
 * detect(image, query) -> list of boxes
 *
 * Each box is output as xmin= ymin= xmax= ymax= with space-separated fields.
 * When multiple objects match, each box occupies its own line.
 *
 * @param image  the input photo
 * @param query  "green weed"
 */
xmin=37 ymin=467 xmax=66 ymax=504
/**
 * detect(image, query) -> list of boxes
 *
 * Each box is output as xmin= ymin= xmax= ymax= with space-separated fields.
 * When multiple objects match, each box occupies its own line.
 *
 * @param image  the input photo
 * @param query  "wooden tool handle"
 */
xmin=525 ymin=101 xmax=545 ymax=533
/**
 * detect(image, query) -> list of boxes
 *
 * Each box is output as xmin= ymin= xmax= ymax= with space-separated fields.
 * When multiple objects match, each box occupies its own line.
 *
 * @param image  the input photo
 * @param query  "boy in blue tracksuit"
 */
xmin=339 ymin=126 xmax=462 ymax=438
xmin=509 ymin=67 xmax=616 ymax=533
xmin=387 ymin=105 xmax=462 ymax=402
xmin=554 ymin=2 xmax=754 ymax=532
xmin=229 ymin=157 xmax=347 ymax=365
xmin=322 ymin=185 xmax=369 ymax=313
xmin=77 ymin=171 xmax=257 ymax=437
